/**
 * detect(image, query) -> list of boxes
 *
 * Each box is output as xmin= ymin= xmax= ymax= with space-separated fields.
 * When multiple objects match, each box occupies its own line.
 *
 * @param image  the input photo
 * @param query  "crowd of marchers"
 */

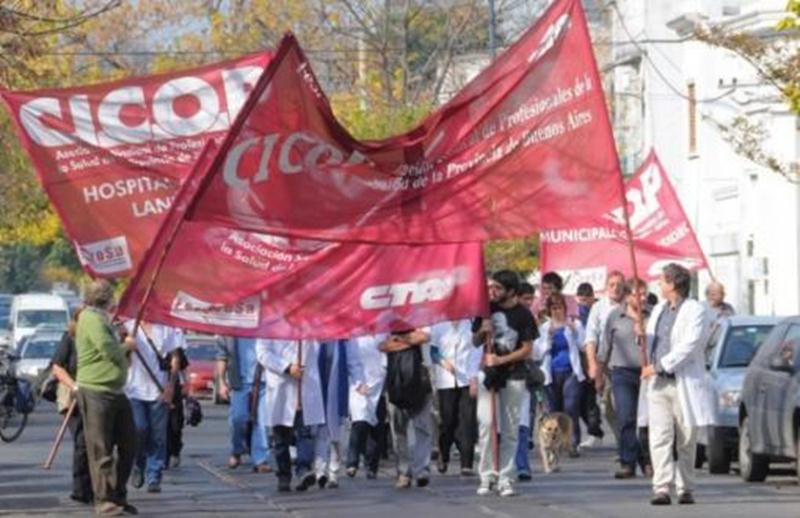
xmin=50 ymin=263 xmax=734 ymax=516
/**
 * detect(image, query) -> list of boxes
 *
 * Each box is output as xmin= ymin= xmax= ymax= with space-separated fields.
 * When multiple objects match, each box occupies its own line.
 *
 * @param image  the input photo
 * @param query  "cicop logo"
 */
xmin=360 ymin=269 xmax=468 ymax=310
xmin=606 ymin=162 xmax=663 ymax=230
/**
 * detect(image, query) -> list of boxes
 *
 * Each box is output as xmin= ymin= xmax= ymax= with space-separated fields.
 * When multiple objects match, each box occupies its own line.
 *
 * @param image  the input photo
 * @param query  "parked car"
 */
xmin=16 ymin=329 xmax=63 ymax=381
xmin=9 ymin=294 xmax=69 ymax=350
xmin=184 ymin=334 xmax=222 ymax=402
xmin=701 ymin=316 xmax=779 ymax=474
xmin=738 ymin=316 xmax=800 ymax=482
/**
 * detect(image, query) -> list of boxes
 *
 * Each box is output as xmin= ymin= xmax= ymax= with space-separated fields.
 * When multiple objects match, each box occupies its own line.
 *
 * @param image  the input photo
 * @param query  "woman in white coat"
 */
xmin=536 ymin=293 xmax=586 ymax=453
xmin=256 ymin=339 xmax=325 ymax=492
xmin=640 ymin=263 xmax=715 ymax=506
xmin=345 ymin=334 xmax=388 ymax=479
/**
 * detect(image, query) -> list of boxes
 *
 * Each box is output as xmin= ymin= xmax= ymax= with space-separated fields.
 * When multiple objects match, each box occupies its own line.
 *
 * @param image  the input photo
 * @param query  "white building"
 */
xmin=609 ymin=0 xmax=799 ymax=315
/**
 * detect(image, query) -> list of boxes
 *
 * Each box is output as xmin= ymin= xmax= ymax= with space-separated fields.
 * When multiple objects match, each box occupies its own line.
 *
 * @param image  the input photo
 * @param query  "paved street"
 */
xmin=1 ymin=400 xmax=799 ymax=517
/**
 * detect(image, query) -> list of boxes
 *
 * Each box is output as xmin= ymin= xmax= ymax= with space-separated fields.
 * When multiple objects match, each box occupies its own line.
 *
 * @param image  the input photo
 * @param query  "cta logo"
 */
xmin=170 ymin=291 xmax=260 ymax=329
xmin=76 ymin=236 xmax=132 ymax=275
xmin=360 ymin=269 xmax=468 ymax=310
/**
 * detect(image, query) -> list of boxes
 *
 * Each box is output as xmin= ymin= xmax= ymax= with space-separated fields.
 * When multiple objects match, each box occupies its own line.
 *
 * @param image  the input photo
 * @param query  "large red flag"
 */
xmin=0 ymin=52 xmax=272 ymax=277
xmin=187 ymin=0 xmax=623 ymax=243
xmin=540 ymin=150 xmax=709 ymax=292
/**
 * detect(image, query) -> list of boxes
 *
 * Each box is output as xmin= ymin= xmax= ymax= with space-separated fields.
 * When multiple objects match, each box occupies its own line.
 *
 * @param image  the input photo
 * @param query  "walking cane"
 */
xmin=44 ymin=399 xmax=77 ymax=470
xmin=486 ymin=331 xmax=500 ymax=476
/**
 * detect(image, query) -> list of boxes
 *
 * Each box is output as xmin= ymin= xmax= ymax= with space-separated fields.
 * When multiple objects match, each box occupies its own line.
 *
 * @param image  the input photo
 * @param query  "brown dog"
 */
xmin=537 ymin=412 xmax=573 ymax=473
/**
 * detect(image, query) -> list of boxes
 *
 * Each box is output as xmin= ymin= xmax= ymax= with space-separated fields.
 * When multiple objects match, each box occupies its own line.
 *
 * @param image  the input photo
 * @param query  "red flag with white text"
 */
xmin=540 ymin=150 xmax=709 ymax=292
xmin=0 ymin=51 xmax=272 ymax=277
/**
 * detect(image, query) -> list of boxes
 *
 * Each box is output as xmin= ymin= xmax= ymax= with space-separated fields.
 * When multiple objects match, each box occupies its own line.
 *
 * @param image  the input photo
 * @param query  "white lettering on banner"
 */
xmin=83 ymin=176 xmax=173 ymax=204
xmin=360 ymin=268 xmax=469 ymax=310
xmin=170 ymin=291 xmax=260 ymax=328
xmin=528 ymin=13 xmax=570 ymax=64
xmin=608 ymin=163 xmax=662 ymax=228
xmin=75 ymin=236 xmax=132 ymax=275
xmin=540 ymin=227 xmax=623 ymax=243
xmin=18 ymin=64 xmax=264 ymax=149
xmin=658 ymin=222 xmax=689 ymax=247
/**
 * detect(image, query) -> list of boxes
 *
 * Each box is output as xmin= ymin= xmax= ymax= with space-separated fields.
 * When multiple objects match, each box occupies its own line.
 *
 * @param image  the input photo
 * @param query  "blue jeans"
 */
xmin=546 ymin=371 xmax=583 ymax=449
xmin=516 ymin=425 xmax=531 ymax=475
xmin=229 ymin=383 xmax=270 ymax=465
xmin=130 ymin=398 xmax=168 ymax=485
xmin=611 ymin=368 xmax=643 ymax=469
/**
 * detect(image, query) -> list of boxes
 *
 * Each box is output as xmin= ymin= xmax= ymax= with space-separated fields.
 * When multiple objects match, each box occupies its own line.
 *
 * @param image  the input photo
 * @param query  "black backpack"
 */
xmin=386 ymin=346 xmax=431 ymax=414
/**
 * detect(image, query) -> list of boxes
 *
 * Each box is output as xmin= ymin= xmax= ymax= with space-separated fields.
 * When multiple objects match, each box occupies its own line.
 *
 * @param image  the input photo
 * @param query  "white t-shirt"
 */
xmin=584 ymin=297 xmax=619 ymax=347
xmin=124 ymin=322 xmax=185 ymax=401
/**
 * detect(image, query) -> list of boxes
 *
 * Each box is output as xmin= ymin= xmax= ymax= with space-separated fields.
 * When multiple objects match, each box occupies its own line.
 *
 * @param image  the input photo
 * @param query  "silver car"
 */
xmin=16 ymin=330 xmax=63 ymax=381
xmin=701 ymin=315 xmax=779 ymax=474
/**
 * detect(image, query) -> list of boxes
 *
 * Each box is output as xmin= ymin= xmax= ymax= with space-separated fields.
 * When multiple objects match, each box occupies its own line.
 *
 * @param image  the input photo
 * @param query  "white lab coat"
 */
xmin=320 ymin=341 xmax=365 ymax=441
xmin=347 ymin=334 xmax=387 ymax=426
xmin=429 ymin=320 xmax=483 ymax=390
xmin=256 ymin=339 xmax=325 ymax=428
xmin=537 ymin=320 xmax=586 ymax=385
xmin=638 ymin=299 xmax=716 ymax=429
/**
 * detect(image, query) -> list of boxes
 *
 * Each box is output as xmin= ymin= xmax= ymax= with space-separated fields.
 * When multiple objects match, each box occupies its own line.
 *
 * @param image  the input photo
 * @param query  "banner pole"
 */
xmin=43 ymin=399 xmax=77 ymax=470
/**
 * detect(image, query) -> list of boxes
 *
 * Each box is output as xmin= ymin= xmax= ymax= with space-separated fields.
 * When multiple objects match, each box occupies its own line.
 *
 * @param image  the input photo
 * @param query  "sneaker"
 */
xmin=146 ymin=482 xmax=161 ymax=494
xmin=294 ymin=472 xmax=316 ymax=492
xmin=346 ymin=467 xmax=357 ymax=478
xmin=650 ymin=493 xmax=671 ymax=506
xmin=366 ymin=470 xmax=377 ymax=480
xmin=579 ymin=435 xmax=601 ymax=449
xmin=476 ymin=480 xmax=494 ymax=496
xmin=395 ymin=474 xmax=412 ymax=489
xmin=317 ymin=475 xmax=328 ymax=489
xmin=518 ymin=471 xmax=532 ymax=482
xmin=131 ymin=468 xmax=144 ymax=489
xmin=498 ymin=482 xmax=516 ymax=497
xmin=678 ymin=492 xmax=695 ymax=505
xmin=95 ymin=502 xmax=124 ymax=516
xmin=614 ymin=466 xmax=635 ymax=479
xmin=228 ymin=455 xmax=241 ymax=469
xmin=169 ymin=455 xmax=180 ymax=469
xmin=253 ymin=463 xmax=273 ymax=474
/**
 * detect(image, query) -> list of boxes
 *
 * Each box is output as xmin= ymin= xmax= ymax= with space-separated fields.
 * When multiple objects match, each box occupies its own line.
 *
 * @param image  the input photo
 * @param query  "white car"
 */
xmin=9 ymin=294 xmax=69 ymax=351
xmin=16 ymin=331 xmax=63 ymax=381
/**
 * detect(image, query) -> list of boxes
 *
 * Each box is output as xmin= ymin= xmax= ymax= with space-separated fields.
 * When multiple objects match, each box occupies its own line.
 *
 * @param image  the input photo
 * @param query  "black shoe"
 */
xmin=277 ymin=479 xmax=291 ymax=493
xmin=678 ymin=492 xmax=695 ymax=505
xmin=650 ymin=493 xmax=671 ymax=506
xmin=614 ymin=466 xmax=635 ymax=479
xmin=416 ymin=475 xmax=430 ymax=487
xmin=121 ymin=503 xmax=139 ymax=515
xmin=366 ymin=470 xmax=377 ymax=480
xmin=69 ymin=494 xmax=92 ymax=504
xmin=131 ymin=468 xmax=144 ymax=489
xmin=437 ymin=459 xmax=448 ymax=474
xmin=146 ymin=483 xmax=161 ymax=494
xmin=317 ymin=475 xmax=328 ymax=489
xmin=460 ymin=468 xmax=475 ymax=477
xmin=568 ymin=449 xmax=580 ymax=459
xmin=518 ymin=472 xmax=532 ymax=482
xmin=294 ymin=472 xmax=316 ymax=492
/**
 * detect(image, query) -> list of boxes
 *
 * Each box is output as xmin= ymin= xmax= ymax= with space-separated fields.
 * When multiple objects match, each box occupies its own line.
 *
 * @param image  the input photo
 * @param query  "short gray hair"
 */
xmin=83 ymin=279 xmax=115 ymax=309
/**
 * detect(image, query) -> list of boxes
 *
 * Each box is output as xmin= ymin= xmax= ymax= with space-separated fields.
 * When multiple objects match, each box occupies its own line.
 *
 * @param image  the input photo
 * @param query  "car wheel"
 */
xmin=708 ymin=427 xmax=732 ymax=474
xmin=739 ymin=416 xmax=769 ymax=482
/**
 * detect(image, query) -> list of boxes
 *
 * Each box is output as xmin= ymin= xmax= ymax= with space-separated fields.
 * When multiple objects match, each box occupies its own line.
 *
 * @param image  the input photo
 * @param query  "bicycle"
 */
xmin=0 ymin=350 xmax=32 ymax=443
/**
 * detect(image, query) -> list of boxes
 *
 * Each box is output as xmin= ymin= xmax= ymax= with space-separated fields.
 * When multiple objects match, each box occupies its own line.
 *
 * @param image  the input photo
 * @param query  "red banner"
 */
xmin=540 ymin=150 xmax=709 ymax=292
xmin=118 ymin=144 xmax=487 ymax=338
xmin=190 ymin=0 xmax=623 ymax=243
xmin=1 ymin=52 xmax=272 ymax=277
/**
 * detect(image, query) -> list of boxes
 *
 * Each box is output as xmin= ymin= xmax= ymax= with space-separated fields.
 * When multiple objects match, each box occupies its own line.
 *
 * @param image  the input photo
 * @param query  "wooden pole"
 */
xmin=43 ymin=399 xmax=76 ymax=470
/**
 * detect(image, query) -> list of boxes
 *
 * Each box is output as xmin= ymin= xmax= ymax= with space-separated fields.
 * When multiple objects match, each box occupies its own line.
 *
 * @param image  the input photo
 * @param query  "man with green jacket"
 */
xmin=75 ymin=280 xmax=137 ymax=517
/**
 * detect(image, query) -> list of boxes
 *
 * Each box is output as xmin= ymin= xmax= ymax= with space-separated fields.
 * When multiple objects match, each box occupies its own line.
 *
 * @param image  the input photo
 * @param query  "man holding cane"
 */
xmin=472 ymin=270 xmax=536 ymax=497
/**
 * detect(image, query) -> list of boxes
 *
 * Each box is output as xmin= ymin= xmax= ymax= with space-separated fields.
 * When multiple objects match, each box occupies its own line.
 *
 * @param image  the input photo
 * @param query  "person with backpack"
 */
xmin=123 ymin=321 xmax=186 ymax=494
xmin=472 ymin=270 xmax=537 ymax=498
xmin=257 ymin=339 xmax=324 ymax=493
xmin=380 ymin=328 xmax=434 ymax=489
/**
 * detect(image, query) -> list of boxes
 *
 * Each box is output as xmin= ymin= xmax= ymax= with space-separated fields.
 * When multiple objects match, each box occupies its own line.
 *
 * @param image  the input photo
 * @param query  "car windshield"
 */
xmin=23 ymin=339 xmax=59 ymax=359
xmin=719 ymin=325 xmax=775 ymax=368
xmin=185 ymin=343 xmax=218 ymax=361
xmin=17 ymin=310 xmax=68 ymax=328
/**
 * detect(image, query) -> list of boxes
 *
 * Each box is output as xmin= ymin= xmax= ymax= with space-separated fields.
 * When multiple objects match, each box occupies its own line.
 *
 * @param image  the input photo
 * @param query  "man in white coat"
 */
xmin=257 ymin=339 xmax=325 ymax=493
xmin=640 ymin=263 xmax=715 ymax=506
xmin=314 ymin=340 xmax=366 ymax=488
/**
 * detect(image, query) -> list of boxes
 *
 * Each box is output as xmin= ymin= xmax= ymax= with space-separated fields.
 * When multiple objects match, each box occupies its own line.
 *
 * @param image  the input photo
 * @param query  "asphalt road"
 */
xmin=1 ymin=400 xmax=799 ymax=517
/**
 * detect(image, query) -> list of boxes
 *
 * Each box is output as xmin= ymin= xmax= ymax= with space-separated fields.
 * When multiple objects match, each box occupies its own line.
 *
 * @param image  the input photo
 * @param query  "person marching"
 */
xmin=640 ymin=263 xmax=715 ymax=505
xmin=314 ymin=339 xmax=366 ymax=488
xmin=257 ymin=339 xmax=324 ymax=492
xmin=473 ymin=270 xmax=537 ymax=497
xmin=216 ymin=337 xmax=272 ymax=472
xmin=166 ymin=344 xmax=189 ymax=469
xmin=124 ymin=321 xmax=186 ymax=494
xmin=345 ymin=334 xmax=389 ymax=480
xmin=430 ymin=319 xmax=481 ymax=477
xmin=74 ymin=280 xmax=137 ymax=516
